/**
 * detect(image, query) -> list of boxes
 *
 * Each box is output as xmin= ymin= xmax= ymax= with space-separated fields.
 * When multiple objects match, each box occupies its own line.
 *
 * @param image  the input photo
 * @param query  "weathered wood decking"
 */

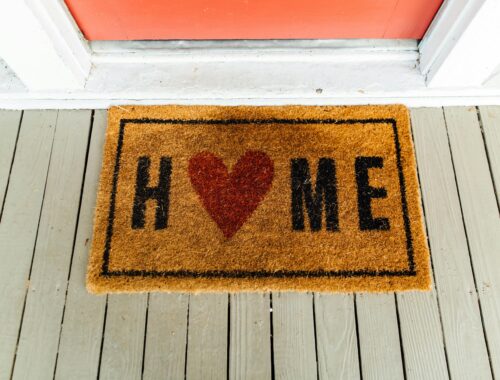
xmin=0 ymin=107 xmax=499 ymax=380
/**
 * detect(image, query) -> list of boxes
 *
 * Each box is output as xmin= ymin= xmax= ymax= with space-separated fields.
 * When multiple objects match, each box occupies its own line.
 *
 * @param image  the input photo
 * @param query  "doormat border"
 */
xmin=100 ymin=116 xmax=417 ymax=280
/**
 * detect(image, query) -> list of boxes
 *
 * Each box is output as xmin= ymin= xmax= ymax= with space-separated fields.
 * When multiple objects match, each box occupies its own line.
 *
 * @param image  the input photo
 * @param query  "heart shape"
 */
xmin=188 ymin=151 xmax=274 ymax=239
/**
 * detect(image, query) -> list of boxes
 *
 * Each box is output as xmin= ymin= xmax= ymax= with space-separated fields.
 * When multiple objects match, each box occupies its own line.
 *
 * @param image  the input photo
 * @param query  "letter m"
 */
xmin=291 ymin=158 xmax=339 ymax=232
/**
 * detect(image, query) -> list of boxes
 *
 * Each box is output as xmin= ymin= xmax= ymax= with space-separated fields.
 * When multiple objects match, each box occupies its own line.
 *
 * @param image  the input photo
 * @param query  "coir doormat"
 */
xmin=87 ymin=105 xmax=431 ymax=293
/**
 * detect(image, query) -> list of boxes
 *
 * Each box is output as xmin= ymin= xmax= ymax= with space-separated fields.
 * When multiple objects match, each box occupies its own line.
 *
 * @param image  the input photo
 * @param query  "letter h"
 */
xmin=132 ymin=156 xmax=172 ymax=230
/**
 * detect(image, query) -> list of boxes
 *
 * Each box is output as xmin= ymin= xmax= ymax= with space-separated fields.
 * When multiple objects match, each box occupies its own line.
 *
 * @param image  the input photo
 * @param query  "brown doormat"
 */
xmin=87 ymin=105 xmax=431 ymax=293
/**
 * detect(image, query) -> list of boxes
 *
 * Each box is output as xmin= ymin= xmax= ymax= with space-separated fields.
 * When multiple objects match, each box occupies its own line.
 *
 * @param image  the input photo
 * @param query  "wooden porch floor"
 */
xmin=0 ymin=107 xmax=499 ymax=380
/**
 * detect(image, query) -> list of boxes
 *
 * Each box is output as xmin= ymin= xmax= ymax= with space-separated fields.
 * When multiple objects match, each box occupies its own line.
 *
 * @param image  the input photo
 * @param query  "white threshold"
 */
xmin=1 ymin=39 xmax=500 ymax=109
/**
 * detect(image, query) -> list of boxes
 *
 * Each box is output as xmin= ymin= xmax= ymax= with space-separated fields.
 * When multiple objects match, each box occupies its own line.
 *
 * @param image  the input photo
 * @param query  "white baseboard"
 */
xmin=1 ymin=48 xmax=500 ymax=109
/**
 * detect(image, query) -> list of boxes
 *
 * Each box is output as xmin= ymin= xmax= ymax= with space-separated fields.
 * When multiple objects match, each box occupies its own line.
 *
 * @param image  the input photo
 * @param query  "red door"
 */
xmin=65 ymin=0 xmax=443 ymax=40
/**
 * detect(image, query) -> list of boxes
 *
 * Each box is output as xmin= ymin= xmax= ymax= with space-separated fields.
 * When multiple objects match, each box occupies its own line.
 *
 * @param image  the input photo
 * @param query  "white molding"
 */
xmin=420 ymin=0 xmax=500 ymax=87
xmin=0 ymin=0 xmax=90 ymax=90
xmin=1 ymin=52 xmax=500 ymax=109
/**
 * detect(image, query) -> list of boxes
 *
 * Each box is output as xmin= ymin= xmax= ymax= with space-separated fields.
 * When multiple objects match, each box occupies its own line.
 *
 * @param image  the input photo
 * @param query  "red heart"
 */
xmin=188 ymin=151 xmax=274 ymax=239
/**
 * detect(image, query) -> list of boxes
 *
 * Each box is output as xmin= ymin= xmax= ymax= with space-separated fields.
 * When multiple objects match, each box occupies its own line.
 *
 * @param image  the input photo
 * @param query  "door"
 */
xmin=64 ymin=0 xmax=443 ymax=40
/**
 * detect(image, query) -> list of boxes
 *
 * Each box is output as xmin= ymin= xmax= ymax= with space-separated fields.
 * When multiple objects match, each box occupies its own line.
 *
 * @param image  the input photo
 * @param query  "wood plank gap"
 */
xmin=141 ymin=293 xmax=150 ymax=380
xmin=0 ymin=110 xmax=22 ymax=222
xmin=393 ymin=294 xmax=408 ymax=380
xmin=96 ymin=297 xmax=109 ymax=380
xmin=270 ymin=293 xmax=275 ymax=380
xmin=183 ymin=295 xmax=191 ymax=380
xmin=311 ymin=295 xmax=320 ymax=380
xmin=442 ymin=110 xmax=494 ymax=377
xmin=353 ymin=294 xmax=363 ymax=380
xmin=227 ymin=293 xmax=230 ymax=380
xmin=476 ymin=107 xmax=500 ymax=214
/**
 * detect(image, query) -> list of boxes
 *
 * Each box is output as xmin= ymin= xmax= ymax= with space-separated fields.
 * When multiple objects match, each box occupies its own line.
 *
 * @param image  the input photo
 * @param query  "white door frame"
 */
xmin=419 ymin=0 xmax=500 ymax=87
xmin=0 ymin=0 xmax=499 ymax=93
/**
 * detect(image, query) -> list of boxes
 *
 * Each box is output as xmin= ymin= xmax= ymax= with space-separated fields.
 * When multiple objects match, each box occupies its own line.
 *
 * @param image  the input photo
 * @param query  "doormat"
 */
xmin=87 ymin=105 xmax=431 ymax=293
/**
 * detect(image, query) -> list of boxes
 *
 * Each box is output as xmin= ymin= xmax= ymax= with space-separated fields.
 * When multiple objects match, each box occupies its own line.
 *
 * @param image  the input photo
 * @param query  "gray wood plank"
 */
xmin=0 ymin=110 xmax=21 ymax=213
xmin=100 ymin=293 xmax=148 ymax=380
xmin=410 ymin=107 xmax=491 ymax=379
xmin=272 ymin=293 xmax=317 ymax=380
xmin=143 ymin=293 xmax=189 ymax=380
xmin=479 ymin=105 xmax=500 ymax=204
xmin=392 ymin=109 xmax=449 ymax=380
xmin=12 ymin=110 xmax=92 ymax=380
xmin=356 ymin=293 xmax=404 ymax=380
xmin=229 ymin=293 xmax=272 ymax=380
xmin=314 ymin=293 xmax=360 ymax=380
xmin=55 ymin=110 xmax=108 ymax=380
xmin=444 ymin=106 xmax=500 ymax=378
xmin=0 ymin=110 xmax=57 ymax=379
xmin=186 ymin=294 xmax=228 ymax=380
xmin=396 ymin=292 xmax=448 ymax=380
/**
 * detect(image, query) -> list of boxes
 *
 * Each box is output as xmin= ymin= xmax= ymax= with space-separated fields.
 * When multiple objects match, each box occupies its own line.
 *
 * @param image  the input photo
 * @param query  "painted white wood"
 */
xmin=11 ymin=110 xmax=91 ymax=380
xmin=272 ymin=293 xmax=317 ymax=380
xmin=479 ymin=106 xmax=500 ymax=201
xmin=355 ymin=294 xmax=404 ymax=380
xmin=421 ymin=0 xmax=500 ymax=87
xmin=186 ymin=294 xmax=229 ymax=380
xmin=314 ymin=293 xmax=360 ymax=380
xmin=420 ymin=0 xmax=483 ymax=74
xmin=24 ymin=0 xmax=90 ymax=78
xmin=444 ymin=106 xmax=500 ymax=378
xmin=229 ymin=293 xmax=272 ymax=380
xmin=0 ymin=110 xmax=56 ymax=379
xmin=143 ymin=293 xmax=189 ymax=380
xmin=0 ymin=0 xmax=89 ymax=90
xmin=0 ymin=110 xmax=21 ymax=212
xmin=410 ymin=107 xmax=492 ymax=379
xmin=1 ymin=53 xmax=500 ymax=108
xmin=55 ymin=110 xmax=107 ymax=380
xmin=100 ymin=294 xmax=148 ymax=380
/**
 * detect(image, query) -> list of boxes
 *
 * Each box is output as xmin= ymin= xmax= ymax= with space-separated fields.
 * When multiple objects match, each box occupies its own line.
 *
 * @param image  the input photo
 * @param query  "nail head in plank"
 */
xmin=0 ymin=110 xmax=57 ymax=379
xmin=314 ymin=293 xmax=360 ymax=380
xmin=229 ymin=293 xmax=272 ymax=380
xmin=410 ymin=107 xmax=491 ymax=379
xmin=143 ymin=293 xmax=189 ymax=380
xmin=272 ymin=292 xmax=317 ymax=380
xmin=444 ymin=106 xmax=500 ymax=378
xmin=186 ymin=293 xmax=228 ymax=380
xmin=478 ymin=105 xmax=500 ymax=205
xmin=100 ymin=294 xmax=148 ymax=380
xmin=0 ymin=110 xmax=21 ymax=215
xmin=355 ymin=293 xmax=404 ymax=380
xmin=55 ymin=110 xmax=108 ymax=380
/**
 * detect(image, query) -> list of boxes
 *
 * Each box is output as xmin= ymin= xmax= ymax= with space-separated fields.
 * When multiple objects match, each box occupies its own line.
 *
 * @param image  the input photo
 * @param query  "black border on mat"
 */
xmin=100 ymin=117 xmax=417 ymax=279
